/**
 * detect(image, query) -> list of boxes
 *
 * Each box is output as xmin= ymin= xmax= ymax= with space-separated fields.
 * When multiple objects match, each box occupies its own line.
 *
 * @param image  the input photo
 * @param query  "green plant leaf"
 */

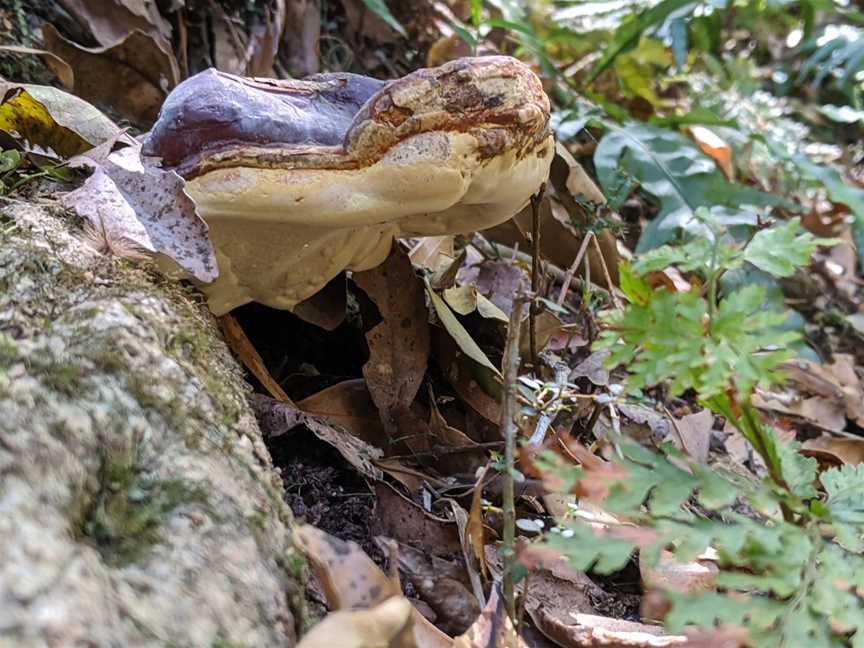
xmin=822 ymin=465 xmax=864 ymax=525
xmin=743 ymin=219 xmax=837 ymax=278
xmin=593 ymin=123 xmax=783 ymax=251
xmin=586 ymin=0 xmax=696 ymax=84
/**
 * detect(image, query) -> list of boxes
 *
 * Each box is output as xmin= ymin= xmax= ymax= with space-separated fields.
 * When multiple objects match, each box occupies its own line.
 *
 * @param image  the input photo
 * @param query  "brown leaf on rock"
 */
xmin=61 ymin=146 xmax=218 ymax=283
xmin=252 ymin=394 xmax=385 ymax=481
xmin=296 ymin=596 xmax=417 ymax=648
xmin=372 ymin=482 xmax=463 ymax=556
xmin=354 ymin=246 xmax=431 ymax=437
xmin=452 ymin=586 xmax=527 ymax=648
xmin=42 ymin=23 xmax=180 ymax=125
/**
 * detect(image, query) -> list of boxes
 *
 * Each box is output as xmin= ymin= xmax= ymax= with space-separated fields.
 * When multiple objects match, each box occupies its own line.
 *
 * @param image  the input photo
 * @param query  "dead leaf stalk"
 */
xmin=529 ymin=184 xmax=546 ymax=367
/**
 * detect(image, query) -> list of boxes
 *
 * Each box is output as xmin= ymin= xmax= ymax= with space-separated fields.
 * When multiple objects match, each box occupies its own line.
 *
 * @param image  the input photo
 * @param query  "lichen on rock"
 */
xmin=0 ymin=201 xmax=301 ymax=647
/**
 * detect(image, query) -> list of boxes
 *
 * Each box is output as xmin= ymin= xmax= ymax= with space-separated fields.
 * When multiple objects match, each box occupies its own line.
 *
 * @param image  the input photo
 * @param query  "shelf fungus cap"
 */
xmin=143 ymin=56 xmax=554 ymax=315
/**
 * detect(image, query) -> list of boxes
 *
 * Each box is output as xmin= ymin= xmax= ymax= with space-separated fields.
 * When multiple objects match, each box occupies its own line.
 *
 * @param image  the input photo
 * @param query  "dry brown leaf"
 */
xmin=646 ymin=267 xmax=692 ymax=293
xmin=468 ymin=466 xmax=489 ymax=579
xmin=801 ymin=435 xmax=864 ymax=466
xmin=252 ymin=394 xmax=384 ymax=481
xmin=282 ymin=0 xmax=321 ymax=77
xmin=354 ymin=246 xmax=431 ymax=437
xmin=296 ymin=596 xmax=416 ymax=648
xmin=518 ymin=309 xmax=565 ymax=358
xmin=668 ymin=409 xmax=713 ymax=465
xmin=297 ymin=379 xmax=389 ymax=449
xmin=432 ymin=329 xmax=501 ymax=425
xmin=640 ymin=551 xmax=718 ymax=624
xmin=452 ymin=587 xmax=527 ymax=648
xmin=375 ymin=537 xmax=480 ymax=636
xmin=540 ymin=613 xmax=688 ymax=647
xmin=570 ymin=350 xmax=611 ymax=387
xmin=293 ymin=525 xmax=452 ymax=648
xmin=372 ymin=482 xmax=463 ymax=557
xmin=42 ymin=23 xmax=179 ymax=125
xmin=690 ymin=126 xmax=733 ymax=180
xmin=292 ymin=272 xmax=348 ymax=331
xmin=555 ymin=141 xmax=606 ymax=204
xmin=56 ymin=0 xmax=173 ymax=47
xmin=293 ymin=524 xmax=401 ymax=610
xmin=428 ymin=395 xmax=482 ymax=474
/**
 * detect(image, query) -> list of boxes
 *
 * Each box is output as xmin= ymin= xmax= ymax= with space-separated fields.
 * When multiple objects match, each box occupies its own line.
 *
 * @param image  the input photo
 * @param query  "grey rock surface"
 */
xmin=0 ymin=201 xmax=301 ymax=648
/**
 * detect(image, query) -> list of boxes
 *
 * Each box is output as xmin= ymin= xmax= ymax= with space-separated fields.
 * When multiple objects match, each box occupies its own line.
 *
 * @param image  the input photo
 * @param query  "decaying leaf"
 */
xmin=55 ymin=0 xmax=174 ymax=47
xmin=293 ymin=524 xmax=451 ymax=648
xmin=252 ymin=395 xmax=384 ymax=481
xmin=689 ymin=126 xmax=733 ymax=181
xmin=297 ymin=379 xmax=389 ymax=450
xmin=443 ymin=285 xmax=509 ymax=322
xmin=372 ymin=482 xmax=462 ymax=556
xmin=0 ymin=86 xmax=98 ymax=158
xmin=410 ymin=236 xmax=456 ymax=271
xmin=452 ymin=586 xmax=527 ymax=648
xmin=61 ymin=146 xmax=218 ymax=283
xmin=296 ymin=596 xmax=416 ymax=648
xmin=375 ymin=537 xmax=480 ymax=636
xmin=801 ymin=435 xmax=864 ymax=467
xmin=432 ymin=330 xmax=501 ymax=425
xmin=42 ymin=23 xmax=180 ymax=125
xmin=354 ymin=247 xmax=431 ymax=436
xmin=293 ymin=524 xmax=402 ymax=609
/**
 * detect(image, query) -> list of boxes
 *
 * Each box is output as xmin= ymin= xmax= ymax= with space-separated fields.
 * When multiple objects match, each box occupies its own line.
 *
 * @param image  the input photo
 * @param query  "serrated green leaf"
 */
xmin=777 ymin=440 xmax=818 ymax=499
xmin=744 ymin=218 xmax=837 ymax=277
xmin=822 ymin=465 xmax=864 ymax=525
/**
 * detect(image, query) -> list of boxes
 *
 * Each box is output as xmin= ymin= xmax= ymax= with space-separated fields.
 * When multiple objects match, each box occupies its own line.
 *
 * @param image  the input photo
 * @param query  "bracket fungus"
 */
xmin=143 ymin=56 xmax=554 ymax=315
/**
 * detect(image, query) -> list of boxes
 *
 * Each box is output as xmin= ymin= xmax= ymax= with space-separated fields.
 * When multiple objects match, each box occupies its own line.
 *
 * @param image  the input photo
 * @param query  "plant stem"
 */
xmin=500 ymin=292 xmax=529 ymax=620
xmin=529 ymin=185 xmax=545 ymax=368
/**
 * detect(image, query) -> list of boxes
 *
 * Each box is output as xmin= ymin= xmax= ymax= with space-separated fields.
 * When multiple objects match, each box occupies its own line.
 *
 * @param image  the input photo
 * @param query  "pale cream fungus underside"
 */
xmin=145 ymin=56 xmax=554 ymax=315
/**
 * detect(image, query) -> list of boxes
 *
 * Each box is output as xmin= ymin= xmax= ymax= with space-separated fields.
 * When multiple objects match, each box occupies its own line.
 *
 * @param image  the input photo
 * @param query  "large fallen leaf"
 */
xmin=252 ymin=395 xmax=384 ymax=481
xmin=354 ymin=247 xmax=431 ymax=436
xmin=61 ymin=146 xmax=218 ymax=283
xmin=297 ymin=596 xmax=416 ymax=648
xmin=293 ymin=524 xmax=451 ymax=648
xmin=42 ymin=23 xmax=179 ymax=125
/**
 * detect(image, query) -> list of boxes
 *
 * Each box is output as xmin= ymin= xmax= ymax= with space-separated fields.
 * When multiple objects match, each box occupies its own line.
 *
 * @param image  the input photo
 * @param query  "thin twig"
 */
xmin=590 ymin=233 xmax=622 ymax=309
xmin=557 ymin=231 xmax=594 ymax=306
xmin=529 ymin=184 xmax=546 ymax=368
xmin=500 ymin=291 xmax=530 ymax=621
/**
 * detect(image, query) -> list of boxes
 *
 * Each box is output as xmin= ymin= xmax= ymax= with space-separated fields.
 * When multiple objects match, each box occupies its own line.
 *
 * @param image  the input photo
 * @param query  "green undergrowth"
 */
xmin=541 ymin=212 xmax=864 ymax=646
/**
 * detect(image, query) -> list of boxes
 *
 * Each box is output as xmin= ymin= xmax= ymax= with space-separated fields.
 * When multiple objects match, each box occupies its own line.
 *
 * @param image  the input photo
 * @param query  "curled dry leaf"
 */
xmin=428 ymin=281 xmax=501 ymax=376
xmin=443 ymin=285 xmax=509 ymax=322
xmin=42 ymin=23 xmax=180 ymax=125
xmin=61 ymin=146 xmax=218 ymax=283
xmin=252 ymin=394 xmax=384 ymax=481
xmin=667 ymin=409 xmax=714 ymax=465
xmin=296 ymin=596 xmax=416 ymax=648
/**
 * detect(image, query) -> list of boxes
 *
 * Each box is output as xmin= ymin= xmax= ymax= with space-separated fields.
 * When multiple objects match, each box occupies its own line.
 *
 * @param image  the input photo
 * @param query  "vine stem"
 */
xmin=500 ymin=291 xmax=530 ymax=620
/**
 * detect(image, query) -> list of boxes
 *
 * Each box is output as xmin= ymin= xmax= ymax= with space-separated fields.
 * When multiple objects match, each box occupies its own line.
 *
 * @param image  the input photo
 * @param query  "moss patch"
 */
xmin=74 ymin=447 xmax=208 ymax=567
